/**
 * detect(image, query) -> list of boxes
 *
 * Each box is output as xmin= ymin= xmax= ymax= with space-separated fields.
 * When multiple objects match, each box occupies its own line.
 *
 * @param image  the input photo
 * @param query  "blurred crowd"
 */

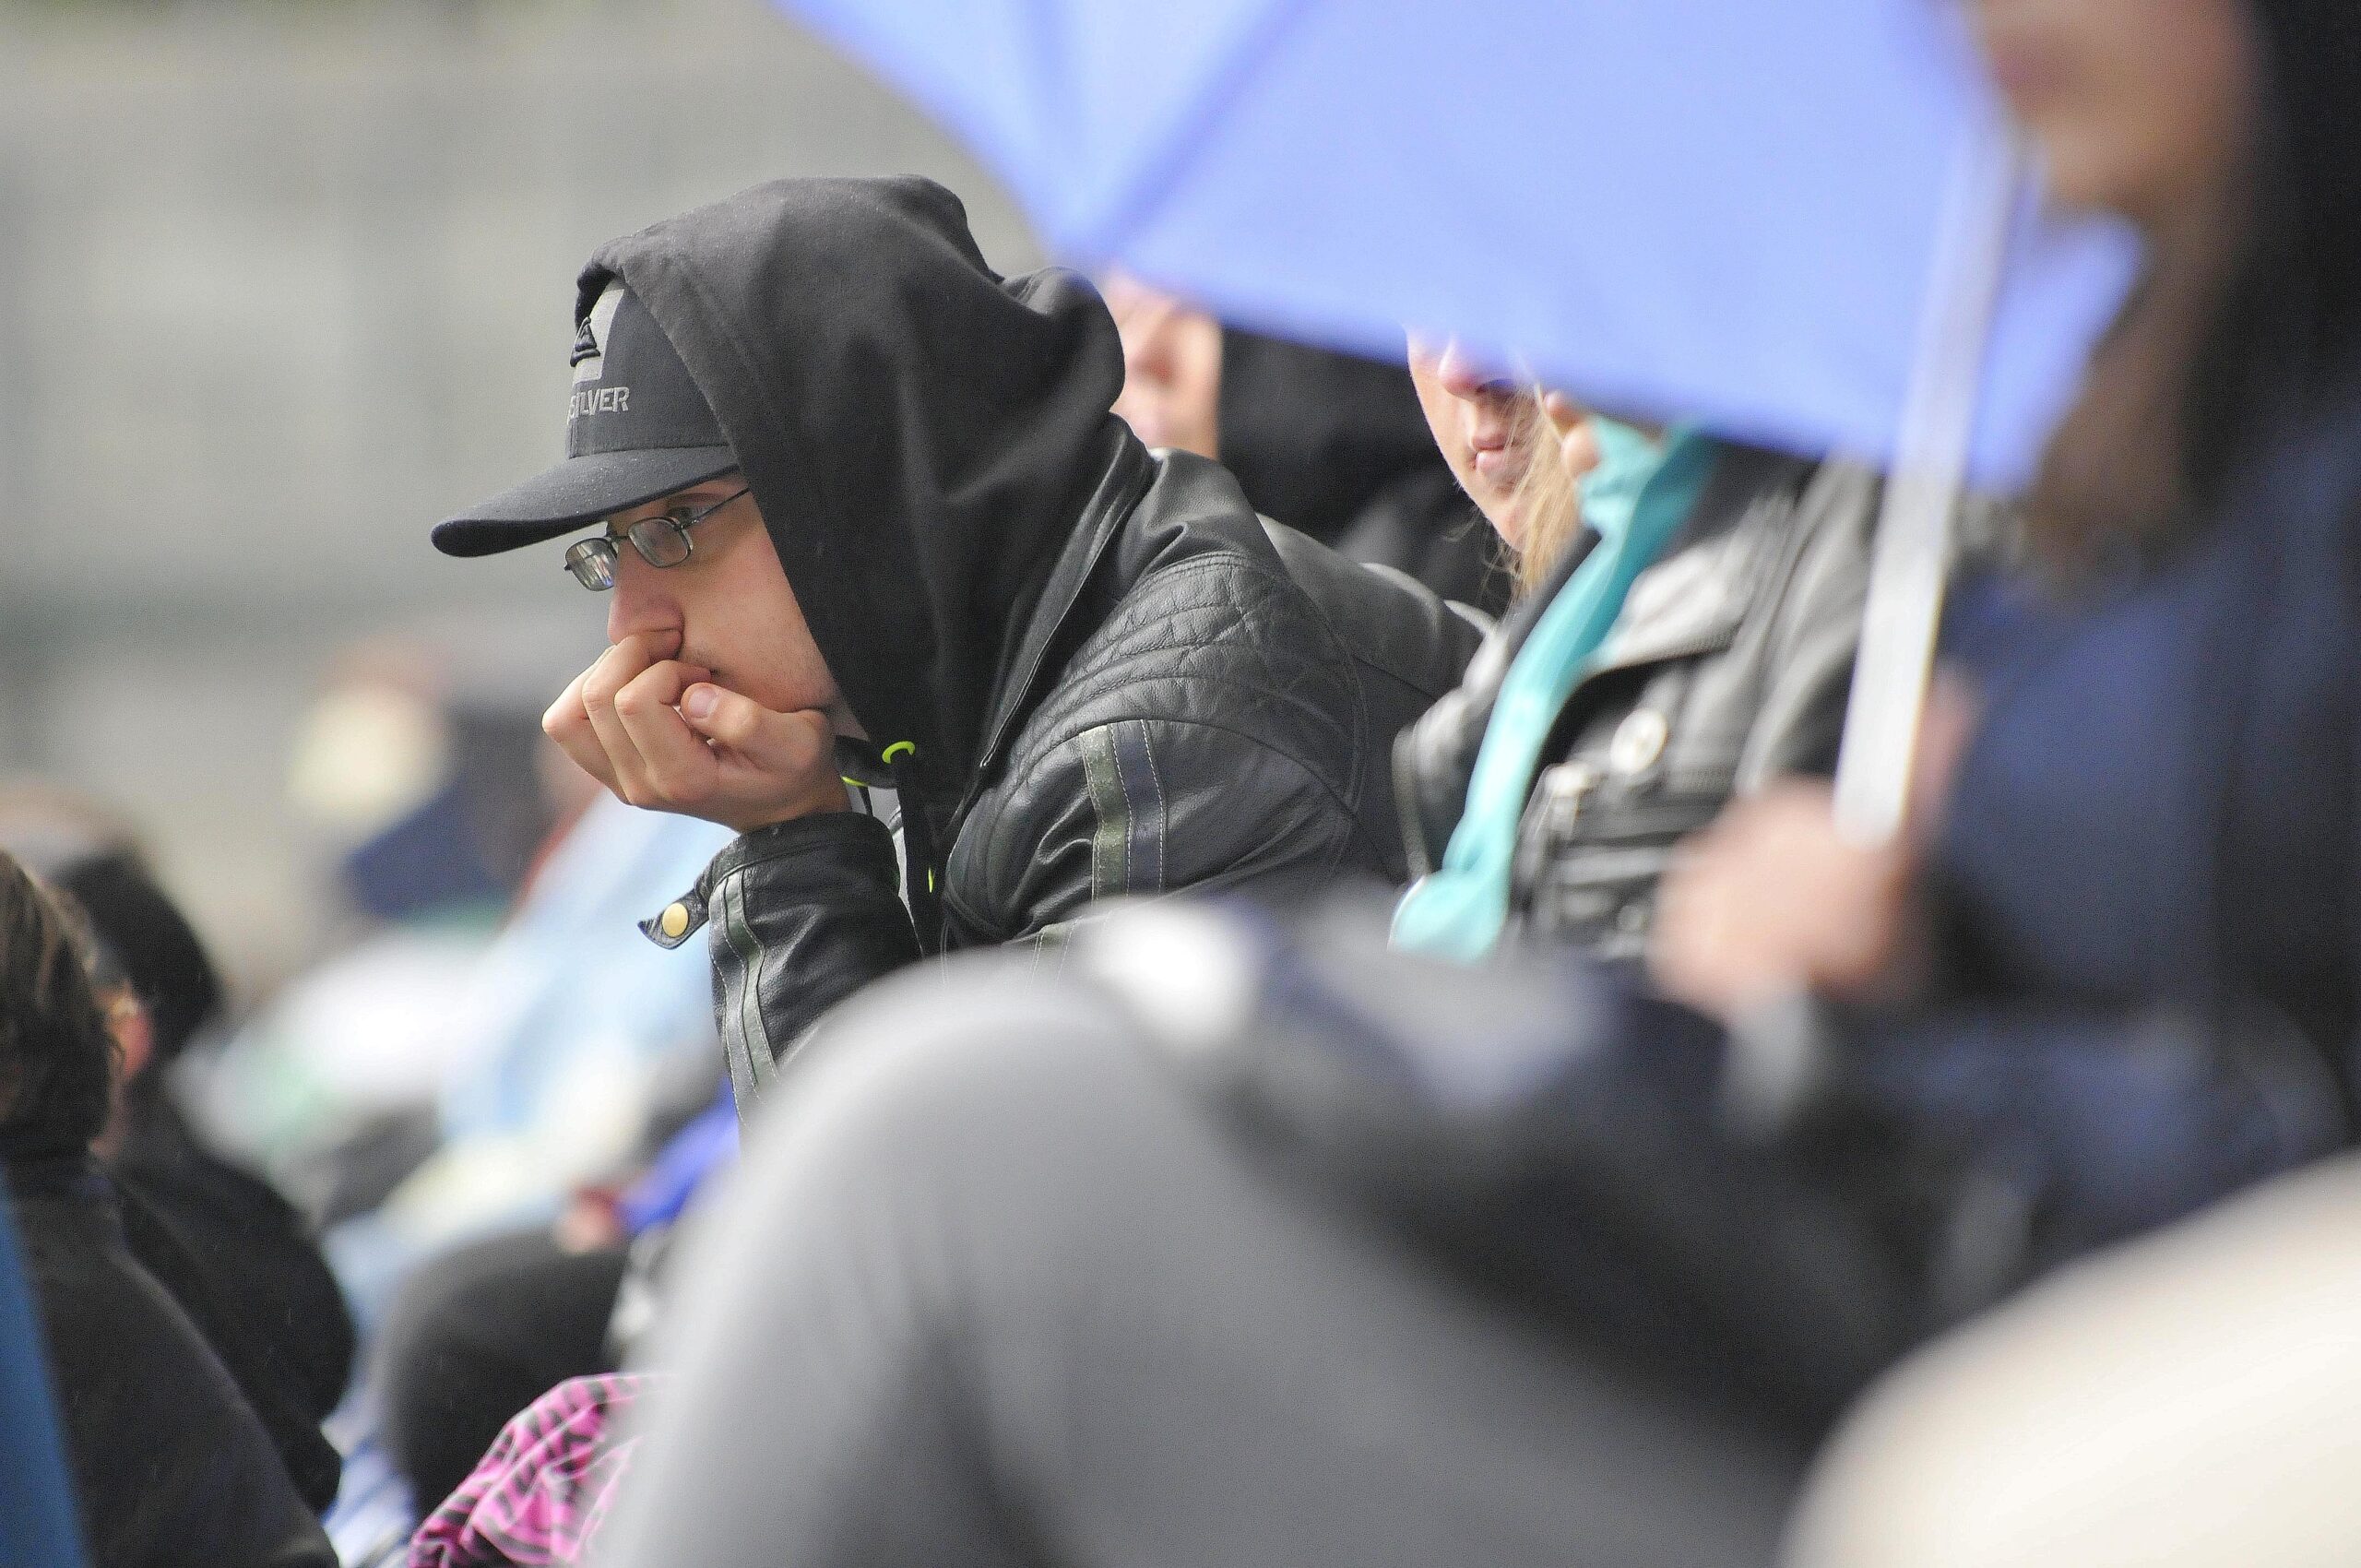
xmin=4 ymin=1 xmax=2359 ymax=1565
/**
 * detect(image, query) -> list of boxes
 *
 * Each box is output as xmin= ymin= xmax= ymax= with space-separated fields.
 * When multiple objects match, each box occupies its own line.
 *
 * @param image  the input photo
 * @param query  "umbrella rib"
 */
xmin=1832 ymin=128 xmax=2025 ymax=847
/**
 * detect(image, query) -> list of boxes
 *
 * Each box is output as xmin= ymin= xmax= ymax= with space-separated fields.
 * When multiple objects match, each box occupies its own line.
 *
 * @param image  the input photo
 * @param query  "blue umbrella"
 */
xmin=779 ymin=0 xmax=2138 ymax=846
xmin=778 ymin=0 xmax=2132 ymax=492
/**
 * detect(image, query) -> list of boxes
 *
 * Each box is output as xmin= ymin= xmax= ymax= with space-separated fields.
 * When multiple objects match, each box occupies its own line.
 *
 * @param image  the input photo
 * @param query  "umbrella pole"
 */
xmin=1831 ymin=130 xmax=2028 ymax=848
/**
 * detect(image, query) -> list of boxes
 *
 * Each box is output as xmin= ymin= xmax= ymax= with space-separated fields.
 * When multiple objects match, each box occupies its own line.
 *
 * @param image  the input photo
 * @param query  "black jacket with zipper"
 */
xmin=599 ymin=179 xmax=1477 ymax=1107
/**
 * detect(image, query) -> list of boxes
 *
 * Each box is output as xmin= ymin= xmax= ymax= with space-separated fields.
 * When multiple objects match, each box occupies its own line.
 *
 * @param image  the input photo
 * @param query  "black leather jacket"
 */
xmin=658 ymin=439 xmax=1479 ymax=1107
xmin=1399 ymin=445 xmax=2006 ymax=959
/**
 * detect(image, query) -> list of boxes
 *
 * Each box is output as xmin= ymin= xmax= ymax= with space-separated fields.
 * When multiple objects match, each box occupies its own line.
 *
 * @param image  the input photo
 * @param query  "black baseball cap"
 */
xmin=433 ymin=280 xmax=738 ymax=557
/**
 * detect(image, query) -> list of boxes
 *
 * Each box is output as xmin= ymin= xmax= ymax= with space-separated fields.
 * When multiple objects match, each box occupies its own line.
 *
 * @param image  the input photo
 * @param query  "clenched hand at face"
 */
xmin=544 ymin=628 xmax=848 ymax=832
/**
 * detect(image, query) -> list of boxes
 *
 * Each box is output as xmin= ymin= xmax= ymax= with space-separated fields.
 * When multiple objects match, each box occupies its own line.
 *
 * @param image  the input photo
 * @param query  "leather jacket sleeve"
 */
xmin=669 ymin=718 xmax=1361 ymax=1109
xmin=948 ymin=716 xmax=1365 ymax=946
xmin=658 ymin=813 xmax=919 ymax=1107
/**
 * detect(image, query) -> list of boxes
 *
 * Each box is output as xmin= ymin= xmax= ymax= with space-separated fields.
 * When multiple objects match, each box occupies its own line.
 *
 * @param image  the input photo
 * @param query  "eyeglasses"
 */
xmin=564 ymin=484 xmax=751 ymax=591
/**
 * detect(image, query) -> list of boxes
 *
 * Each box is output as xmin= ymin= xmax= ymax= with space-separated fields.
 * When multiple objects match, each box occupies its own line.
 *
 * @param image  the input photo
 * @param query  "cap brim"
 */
xmin=431 ymin=445 xmax=739 ymax=557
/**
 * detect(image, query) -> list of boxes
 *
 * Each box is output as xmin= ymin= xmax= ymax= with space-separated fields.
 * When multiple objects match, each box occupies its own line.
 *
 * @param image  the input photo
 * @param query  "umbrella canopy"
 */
xmin=779 ymin=0 xmax=2134 ymax=490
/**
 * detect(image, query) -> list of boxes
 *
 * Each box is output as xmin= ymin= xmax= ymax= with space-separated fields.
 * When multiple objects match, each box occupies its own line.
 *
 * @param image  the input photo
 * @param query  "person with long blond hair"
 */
xmin=1400 ymin=338 xmax=1580 ymax=596
xmin=1394 ymin=334 xmax=1998 ymax=961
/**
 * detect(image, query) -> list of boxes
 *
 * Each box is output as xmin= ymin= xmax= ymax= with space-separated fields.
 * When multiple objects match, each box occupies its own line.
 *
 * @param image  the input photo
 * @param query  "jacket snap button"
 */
xmin=658 ymin=901 xmax=692 ymax=940
xmin=1608 ymin=709 xmax=1669 ymax=775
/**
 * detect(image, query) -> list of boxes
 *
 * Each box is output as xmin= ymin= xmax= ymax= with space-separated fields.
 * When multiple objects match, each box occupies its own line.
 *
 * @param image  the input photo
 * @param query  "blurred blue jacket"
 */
xmin=0 ymin=1195 xmax=82 ymax=1568
xmin=436 ymin=797 xmax=732 ymax=1146
xmin=1866 ymin=405 xmax=2361 ymax=1274
xmin=1645 ymin=398 xmax=2361 ymax=1403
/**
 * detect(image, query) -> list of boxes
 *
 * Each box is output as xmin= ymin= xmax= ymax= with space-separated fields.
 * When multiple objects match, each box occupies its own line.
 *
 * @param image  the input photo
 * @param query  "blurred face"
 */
xmin=1406 ymin=335 xmax=1542 ymax=547
xmin=1105 ymin=273 xmax=1224 ymax=458
xmin=92 ymin=986 xmax=148 ymax=1158
xmin=1972 ymin=0 xmax=2255 ymax=226
xmin=596 ymin=479 xmax=848 ymax=727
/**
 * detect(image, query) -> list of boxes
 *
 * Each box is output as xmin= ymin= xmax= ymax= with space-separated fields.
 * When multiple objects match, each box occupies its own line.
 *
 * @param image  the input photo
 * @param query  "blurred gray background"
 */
xmin=0 ymin=0 xmax=1037 ymax=998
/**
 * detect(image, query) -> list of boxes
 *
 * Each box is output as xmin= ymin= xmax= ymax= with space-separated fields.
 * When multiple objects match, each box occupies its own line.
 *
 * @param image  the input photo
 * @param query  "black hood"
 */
xmin=1215 ymin=329 xmax=1452 ymax=546
xmin=584 ymin=177 xmax=1126 ymax=798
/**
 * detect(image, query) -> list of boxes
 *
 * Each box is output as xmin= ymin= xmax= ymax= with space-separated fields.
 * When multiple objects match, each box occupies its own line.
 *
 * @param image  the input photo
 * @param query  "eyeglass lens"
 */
xmin=626 ymin=516 xmax=694 ymax=567
xmin=564 ymin=537 xmax=618 ymax=590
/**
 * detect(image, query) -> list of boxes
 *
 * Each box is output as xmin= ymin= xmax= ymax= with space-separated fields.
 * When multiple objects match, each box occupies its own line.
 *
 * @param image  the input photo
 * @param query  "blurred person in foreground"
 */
xmin=594 ymin=0 xmax=2361 ymax=1564
xmin=1105 ymin=274 xmax=1512 ymax=612
xmin=431 ymin=176 xmax=1476 ymax=1116
xmin=0 ymin=789 xmax=351 ymax=1515
xmin=0 ymin=849 xmax=336 ymax=1567
xmin=1774 ymin=0 xmax=2361 ymax=1558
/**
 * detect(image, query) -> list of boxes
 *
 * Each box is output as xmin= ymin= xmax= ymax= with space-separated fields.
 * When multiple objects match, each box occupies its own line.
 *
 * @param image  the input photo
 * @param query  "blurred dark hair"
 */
xmin=53 ymin=849 xmax=224 ymax=1066
xmin=0 ymin=850 xmax=120 ymax=1158
xmin=2028 ymin=1 xmax=2361 ymax=574
xmin=0 ymin=788 xmax=225 ymax=1067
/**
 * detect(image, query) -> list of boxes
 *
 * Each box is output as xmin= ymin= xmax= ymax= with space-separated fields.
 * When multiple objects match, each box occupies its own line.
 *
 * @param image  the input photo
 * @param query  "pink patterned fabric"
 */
xmin=407 ymin=1372 xmax=653 ymax=1568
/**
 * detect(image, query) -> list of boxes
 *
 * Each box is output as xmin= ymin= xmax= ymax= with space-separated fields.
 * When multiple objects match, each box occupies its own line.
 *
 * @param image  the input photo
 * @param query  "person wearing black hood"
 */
xmin=433 ymin=176 xmax=1475 ymax=1110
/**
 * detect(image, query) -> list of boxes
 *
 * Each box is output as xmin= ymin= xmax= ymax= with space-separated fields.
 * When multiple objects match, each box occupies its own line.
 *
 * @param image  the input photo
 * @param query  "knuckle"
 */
xmin=582 ymin=661 xmax=634 ymax=710
xmin=643 ymin=757 xmax=690 ymax=797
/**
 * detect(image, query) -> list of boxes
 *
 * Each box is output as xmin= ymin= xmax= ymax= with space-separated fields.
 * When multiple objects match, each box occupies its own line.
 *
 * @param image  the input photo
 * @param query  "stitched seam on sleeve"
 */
xmin=1078 ymin=725 xmax=1130 ymax=899
xmin=718 ymin=873 xmax=777 ymax=1104
xmin=1140 ymin=720 xmax=1169 ymax=894
xmin=1109 ymin=719 xmax=1164 ymax=893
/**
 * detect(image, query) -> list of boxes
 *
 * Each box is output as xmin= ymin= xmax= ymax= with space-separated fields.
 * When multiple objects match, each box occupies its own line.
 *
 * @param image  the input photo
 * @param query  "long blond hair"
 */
xmin=1502 ymin=393 xmax=1582 ymax=599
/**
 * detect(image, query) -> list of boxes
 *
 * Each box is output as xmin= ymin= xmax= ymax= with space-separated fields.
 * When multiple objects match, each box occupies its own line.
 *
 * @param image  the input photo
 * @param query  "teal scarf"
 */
xmin=1392 ymin=422 xmax=1716 ymax=962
